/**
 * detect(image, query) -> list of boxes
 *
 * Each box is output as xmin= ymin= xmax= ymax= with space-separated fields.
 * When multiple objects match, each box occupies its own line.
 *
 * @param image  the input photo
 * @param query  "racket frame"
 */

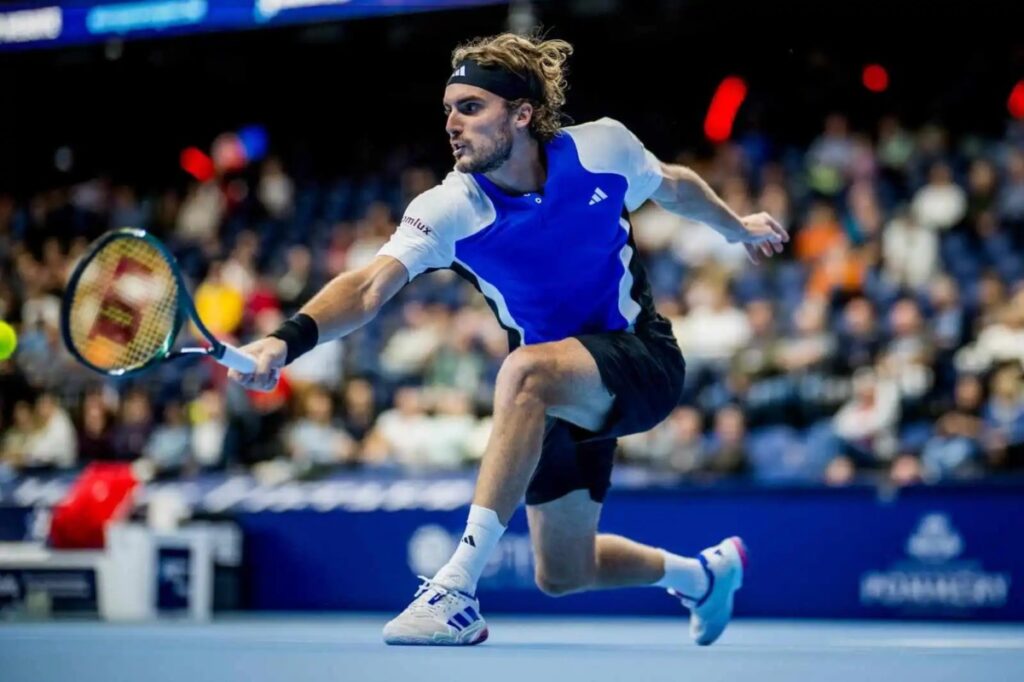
xmin=61 ymin=227 xmax=248 ymax=377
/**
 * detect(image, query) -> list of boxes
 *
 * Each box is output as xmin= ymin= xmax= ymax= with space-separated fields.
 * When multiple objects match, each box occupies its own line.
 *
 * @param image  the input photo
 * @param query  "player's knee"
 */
xmin=498 ymin=347 xmax=556 ymax=405
xmin=534 ymin=568 xmax=593 ymax=597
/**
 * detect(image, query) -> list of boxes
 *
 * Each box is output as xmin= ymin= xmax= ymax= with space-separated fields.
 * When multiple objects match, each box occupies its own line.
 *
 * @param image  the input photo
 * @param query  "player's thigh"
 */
xmin=526 ymin=489 xmax=601 ymax=588
xmin=502 ymin=338 xmax=613 ymax=432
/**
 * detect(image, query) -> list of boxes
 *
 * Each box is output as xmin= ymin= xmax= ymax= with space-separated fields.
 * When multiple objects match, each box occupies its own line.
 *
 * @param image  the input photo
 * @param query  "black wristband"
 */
xmin=269 ymin=313 xmax=319 ymax=365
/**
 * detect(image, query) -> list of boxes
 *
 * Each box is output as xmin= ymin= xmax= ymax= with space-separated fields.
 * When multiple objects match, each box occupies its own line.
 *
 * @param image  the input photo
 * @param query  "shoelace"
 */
xmin=409 ymin=576 xmax=464 ymax=617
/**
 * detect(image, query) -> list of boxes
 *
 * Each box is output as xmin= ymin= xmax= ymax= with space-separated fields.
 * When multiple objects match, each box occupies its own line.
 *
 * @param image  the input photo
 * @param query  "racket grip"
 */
xmin=217 ymin=343 xmax=258 ymax=373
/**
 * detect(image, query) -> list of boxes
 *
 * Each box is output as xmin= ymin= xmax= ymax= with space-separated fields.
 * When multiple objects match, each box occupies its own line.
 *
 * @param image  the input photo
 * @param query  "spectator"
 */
xmin=959 ymin=288 xmax=1024 ymax=372
xmin=345 ymin=201 xmax=393 ymax=270
xmin=1 ymin=401 xmax=37 ymax=471
xmin=257 ymin=157 xmax=295 ymax=220
xmin=380 ymin=302 xmax=448 ymax=381
xmin=286 ymin=387 xmax=355 ymax=472
xmin=22 ymin=393 xmax=77 ymax=471
xmin=806 ymin=113 xmax=855 ymax=195
xmin=701 ymin=405 xmax=750 ymax=477
xmin=997 ymin=150 xmax=1024 ymax=227
xmin=928 ymin=275 xmax=969 ymax=354
xmin=143 ymin=402 xmax=193 ymax=478
xmin=911 ymin=161 xmax=966 ymax=231
xmin=276 ymin=245 xmax=319 ymax=315
xmin=221 ymin=230 xmax=259 ymax=299
xmin=732 ymin=298 xmax=779 ymax=381
xmin=833 ymin=366 xmax=900 ymax=466
xmin=621 ymin=406 xmax=707 ymax=474
xmin=776 ymin=299 xmax=836 ymax=375
xmin=921 ymin=373 xmax=986 ymax=481
xmin=882 ymin=207 xmax=938 ymax=290
xmin=111 ymin=390 xmax=153 ymax=461
xmin=673 ymin=271 xmax=751 ymax=389
xmin=795 ymin=202 xmax=844 ymax=264
xmin=426 ymin=310 xmax=488 ymax=397
xmin=836 ymin=297 xmax=882 ymax=374
xmin=175 ymin=181 xmax=224 ymax=244
xmin=417 ymin=390 xmax=478 ymax=471
xmin=339 ymin=377 xmax=378 ymax=443
xmin=77 ymin=394 xmax=114 ymax=464
xmin=983 ymin=362 xmax=1024 ymax=471
xmin=882 ymin=298 xmax=935 ymax=406
xmin=966 ymin=159 xmax=999 ymax=225
xmin=190 ymin=389 xmax=228 ymax=470
xmin=363 ymin=386 xmax=431 ymax=468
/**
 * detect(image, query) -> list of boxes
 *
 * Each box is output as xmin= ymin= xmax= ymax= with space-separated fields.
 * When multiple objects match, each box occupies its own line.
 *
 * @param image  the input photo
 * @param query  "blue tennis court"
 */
xmin=3 ymin=616 xmax=1022 ymax=682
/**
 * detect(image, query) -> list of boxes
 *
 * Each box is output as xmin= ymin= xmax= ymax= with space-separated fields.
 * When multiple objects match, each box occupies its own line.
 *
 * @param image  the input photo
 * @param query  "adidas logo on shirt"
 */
xmin=461 ymin=535 xmax=476 ymax=547
xmin=588 ymin=187 xmax=608 ymax=205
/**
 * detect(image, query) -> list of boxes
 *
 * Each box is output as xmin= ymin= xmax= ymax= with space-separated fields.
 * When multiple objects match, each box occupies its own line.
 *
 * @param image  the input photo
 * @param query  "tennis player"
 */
xmin=230 ymin=32 xmax=788 ymax=646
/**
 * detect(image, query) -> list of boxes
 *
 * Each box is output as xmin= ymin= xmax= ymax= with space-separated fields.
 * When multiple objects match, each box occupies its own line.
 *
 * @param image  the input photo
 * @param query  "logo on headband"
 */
xmin=451 ymin=65 xmax=466 ymax=78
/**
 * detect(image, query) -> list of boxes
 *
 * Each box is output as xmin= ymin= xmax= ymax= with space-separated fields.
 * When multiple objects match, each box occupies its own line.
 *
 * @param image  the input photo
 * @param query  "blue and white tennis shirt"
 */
xmin=378 ymin=118 xmax=664 ymax=348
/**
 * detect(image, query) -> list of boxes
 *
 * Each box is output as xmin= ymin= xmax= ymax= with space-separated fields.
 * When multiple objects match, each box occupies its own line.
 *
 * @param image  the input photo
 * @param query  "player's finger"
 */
xmin=254 ymin=351 xmax=272 ymax=375
xmin=745 ymin=242 xmax=760 ymax=265
xmin=262 ymin=370 xmax=279 ymax=392
xmin=252 ymin=353 xmax=274 ymax=387
xmin=771 ymin=216 xmax=789 ymax=240
xmin=229 ymin=369 xmax=255 ymax=389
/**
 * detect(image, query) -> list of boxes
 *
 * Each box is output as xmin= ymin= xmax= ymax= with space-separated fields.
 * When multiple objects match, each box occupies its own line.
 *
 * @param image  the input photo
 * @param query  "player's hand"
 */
xmin=227 ymin=337 xmax=287 ymax=392
xmin=736 ymin=212 xmax=790 ymax=264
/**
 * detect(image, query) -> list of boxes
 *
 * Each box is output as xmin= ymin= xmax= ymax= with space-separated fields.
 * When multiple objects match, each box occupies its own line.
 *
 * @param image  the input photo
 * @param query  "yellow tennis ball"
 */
xmin=0 ymin=321 xmax=16 ymax=361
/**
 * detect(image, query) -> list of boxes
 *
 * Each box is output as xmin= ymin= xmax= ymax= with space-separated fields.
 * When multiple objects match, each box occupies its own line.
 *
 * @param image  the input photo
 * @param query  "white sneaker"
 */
xmin=382 ymin=576 xmax=489 ymax=646
xmin=668 ymin=536 xmax=747 ymax=646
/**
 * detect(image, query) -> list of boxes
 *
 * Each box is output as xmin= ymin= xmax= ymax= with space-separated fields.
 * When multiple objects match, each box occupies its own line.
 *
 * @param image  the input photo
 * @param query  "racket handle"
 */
xmin=217 ymin=343 xmax=258 ymax=373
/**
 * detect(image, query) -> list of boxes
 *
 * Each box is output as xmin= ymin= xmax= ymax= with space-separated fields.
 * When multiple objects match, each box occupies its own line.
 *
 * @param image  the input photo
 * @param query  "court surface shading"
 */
xmin=3 ymin=615 xmax=1022 ymax=682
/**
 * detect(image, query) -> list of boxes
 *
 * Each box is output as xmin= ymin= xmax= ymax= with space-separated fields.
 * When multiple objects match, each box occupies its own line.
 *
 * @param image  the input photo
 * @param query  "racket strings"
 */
xmin=68 ymin=237 xmax=180 ymax=372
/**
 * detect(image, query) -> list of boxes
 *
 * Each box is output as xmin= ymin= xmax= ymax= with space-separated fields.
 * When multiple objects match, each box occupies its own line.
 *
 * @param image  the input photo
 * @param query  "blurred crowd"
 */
xmin=3 ymin=113 xmax=1024 ymax=488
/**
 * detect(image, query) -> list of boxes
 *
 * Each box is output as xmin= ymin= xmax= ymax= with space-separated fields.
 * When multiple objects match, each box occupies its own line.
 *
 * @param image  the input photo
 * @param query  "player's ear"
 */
xmin=513 ymin=101 xmax=534 ymax=130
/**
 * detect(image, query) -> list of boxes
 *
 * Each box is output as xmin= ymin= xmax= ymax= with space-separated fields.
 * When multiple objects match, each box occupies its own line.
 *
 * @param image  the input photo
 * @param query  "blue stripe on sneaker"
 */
xmin=465 ymin=606 xmax=480 ymax=622
xmin=452 ymin=613 xmax=470 ymax=628
xmin=695 ymin=554 xmax=716 ymax=608
xmin=447 ymin=618 xmax=462 ymax=631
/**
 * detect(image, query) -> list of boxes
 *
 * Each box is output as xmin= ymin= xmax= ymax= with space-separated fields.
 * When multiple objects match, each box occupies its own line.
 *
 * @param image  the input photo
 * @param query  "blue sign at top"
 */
xmin=0 ymin=0 xmax=507 ymax=51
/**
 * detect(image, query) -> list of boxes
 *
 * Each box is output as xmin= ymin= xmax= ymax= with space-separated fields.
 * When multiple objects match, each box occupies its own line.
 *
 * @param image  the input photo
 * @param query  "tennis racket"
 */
xmin=61 ymin=227 xmax=257 ymax=377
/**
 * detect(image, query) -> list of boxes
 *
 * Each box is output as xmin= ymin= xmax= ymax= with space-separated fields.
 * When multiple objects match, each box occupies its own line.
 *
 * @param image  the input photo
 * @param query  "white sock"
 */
xmin=653 ymin=548 xmax=709 ymax=602
xmin=432 ymin=505 xmax=506 ymax=595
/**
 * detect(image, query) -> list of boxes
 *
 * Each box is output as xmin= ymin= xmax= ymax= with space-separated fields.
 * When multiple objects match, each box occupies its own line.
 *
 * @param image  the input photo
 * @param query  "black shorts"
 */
xmin=524 ymin=317 xmax=686 ymax=506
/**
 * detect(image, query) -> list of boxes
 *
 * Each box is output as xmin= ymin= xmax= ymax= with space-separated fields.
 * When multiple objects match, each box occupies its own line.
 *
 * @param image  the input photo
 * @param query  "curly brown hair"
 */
xmin=451 ymin=32 xmax=573 ymax=142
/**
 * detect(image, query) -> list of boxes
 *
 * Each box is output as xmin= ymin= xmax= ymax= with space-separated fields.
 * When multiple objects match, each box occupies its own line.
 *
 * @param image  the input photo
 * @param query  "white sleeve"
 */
xmin=616 ymin=122 xmax=664 ymax=211
xmin=377 ymin=186 xmax=461 ymax=279
xmin=572 ymin=117 xmax=665 ymax=211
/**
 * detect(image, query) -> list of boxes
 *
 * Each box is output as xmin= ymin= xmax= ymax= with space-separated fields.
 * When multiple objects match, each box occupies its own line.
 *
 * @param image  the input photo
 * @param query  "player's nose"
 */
xmin=446 ymin=112 xmax=463 ymax=136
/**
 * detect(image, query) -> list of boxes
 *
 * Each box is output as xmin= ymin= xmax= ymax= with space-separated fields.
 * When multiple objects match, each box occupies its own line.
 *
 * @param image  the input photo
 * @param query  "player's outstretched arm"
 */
xmin=229 ymin=255 xmax=409 ymax=391
xmin=649 ymin=162 xmax=789 ymax=264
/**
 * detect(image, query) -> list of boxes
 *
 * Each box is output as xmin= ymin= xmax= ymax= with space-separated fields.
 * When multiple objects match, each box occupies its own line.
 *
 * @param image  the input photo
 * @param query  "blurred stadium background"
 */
xmin=2 ymin=1 xmax=1024 ymax=677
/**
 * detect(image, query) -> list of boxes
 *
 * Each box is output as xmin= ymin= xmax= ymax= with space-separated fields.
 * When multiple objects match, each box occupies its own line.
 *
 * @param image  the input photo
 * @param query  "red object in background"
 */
xmin=49 ymin=463 xmax=138 ymax=549
xmin=1009 ymin=81 xmax=1024 ymax=119
xmin=180 ymin=147 xmax=215 ymax=182
xmin=704 ymin=76 xmax=748 ymax=143
xmin=863 ymin=64 xmax=889 ymax=93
